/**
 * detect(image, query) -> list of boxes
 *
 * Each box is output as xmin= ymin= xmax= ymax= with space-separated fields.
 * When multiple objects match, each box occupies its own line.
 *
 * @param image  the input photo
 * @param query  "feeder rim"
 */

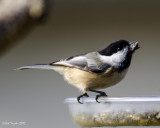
xmin=64 ymin=96 xmax=160 ymax=103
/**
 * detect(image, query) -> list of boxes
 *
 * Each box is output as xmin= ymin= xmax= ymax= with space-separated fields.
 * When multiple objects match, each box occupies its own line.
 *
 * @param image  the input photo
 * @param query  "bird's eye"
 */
xmin=117 ymin=47 xmax=120 ymax=51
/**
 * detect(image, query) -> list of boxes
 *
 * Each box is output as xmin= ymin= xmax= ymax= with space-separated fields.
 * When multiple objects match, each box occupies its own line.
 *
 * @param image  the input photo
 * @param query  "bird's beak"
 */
xmin=129 ymin=41 xmax=140 ymax=52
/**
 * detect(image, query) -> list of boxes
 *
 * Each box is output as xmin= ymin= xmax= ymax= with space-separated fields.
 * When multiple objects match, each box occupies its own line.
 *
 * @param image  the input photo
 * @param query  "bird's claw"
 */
xmin=77 ymin=97 xmax=84 ymax=104
xmin=95 ymin=92 xmax=107 ymax=103
xmin=77 ymin=93 xmax=89 ymax=104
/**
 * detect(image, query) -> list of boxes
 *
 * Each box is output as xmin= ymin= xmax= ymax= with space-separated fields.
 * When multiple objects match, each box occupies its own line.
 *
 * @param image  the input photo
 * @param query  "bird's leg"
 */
xmin=88 ymin=89 xmax=107 ymax=103
xmin=77 ymin=93 xmax=89 ymax=104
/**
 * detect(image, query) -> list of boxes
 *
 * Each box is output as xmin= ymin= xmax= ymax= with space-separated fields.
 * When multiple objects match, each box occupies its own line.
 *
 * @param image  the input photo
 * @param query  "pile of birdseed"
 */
xmin=72 ymin=110 xmax=160 ymax=127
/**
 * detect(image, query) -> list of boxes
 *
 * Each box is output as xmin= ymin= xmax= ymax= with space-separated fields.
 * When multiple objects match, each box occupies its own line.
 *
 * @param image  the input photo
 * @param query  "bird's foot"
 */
xmin=88 ymin=89 xmax=108 ymax=103
xmin=77 ymin=93 xmax=89 ymax=104
xmin=95 ymin=92 xmax=107 ymax=103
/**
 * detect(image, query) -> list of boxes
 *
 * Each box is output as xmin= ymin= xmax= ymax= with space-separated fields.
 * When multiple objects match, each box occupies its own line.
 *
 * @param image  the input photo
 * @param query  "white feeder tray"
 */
xmin=65 ymin=97 xmax=160 ymax=127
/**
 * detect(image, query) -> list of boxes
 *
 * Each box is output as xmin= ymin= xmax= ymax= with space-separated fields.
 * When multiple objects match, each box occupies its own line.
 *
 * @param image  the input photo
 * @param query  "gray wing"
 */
xmin=50 ymin=52 xmax=111 ymax=73
xmin=85 ymin=52 xmax=111 ymax=73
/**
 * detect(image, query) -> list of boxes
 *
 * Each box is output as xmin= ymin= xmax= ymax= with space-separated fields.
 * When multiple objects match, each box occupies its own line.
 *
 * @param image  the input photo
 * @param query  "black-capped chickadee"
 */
xmin=16 ymin=40 xmax=140 ymax=103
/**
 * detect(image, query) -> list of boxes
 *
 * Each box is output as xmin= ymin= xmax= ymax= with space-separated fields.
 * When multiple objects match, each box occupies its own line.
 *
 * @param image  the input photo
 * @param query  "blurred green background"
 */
xmin=0 ymin=0 xmax=160 ymax=127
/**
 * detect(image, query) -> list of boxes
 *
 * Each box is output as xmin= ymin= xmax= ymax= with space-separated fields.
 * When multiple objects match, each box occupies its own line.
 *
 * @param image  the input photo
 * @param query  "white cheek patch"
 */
xmin=99 ymin=47 xmax=128 ymax=67
xmin=112 ymin=47 xmax=128 ymax=63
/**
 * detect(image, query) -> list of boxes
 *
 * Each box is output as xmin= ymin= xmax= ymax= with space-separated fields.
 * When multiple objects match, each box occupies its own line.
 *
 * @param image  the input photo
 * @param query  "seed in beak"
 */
xmin=129 ymin=41 xmax=139 ymax=51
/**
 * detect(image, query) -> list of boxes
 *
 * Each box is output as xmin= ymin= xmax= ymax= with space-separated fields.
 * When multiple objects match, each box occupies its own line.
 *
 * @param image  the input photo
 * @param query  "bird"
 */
xmin=16 ymin=40 xmax=140 ymax=104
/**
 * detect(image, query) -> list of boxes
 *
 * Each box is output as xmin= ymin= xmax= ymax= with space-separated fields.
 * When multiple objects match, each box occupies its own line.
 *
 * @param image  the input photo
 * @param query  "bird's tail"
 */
xmin=15 ymin=64 xmax=55 ymax=70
